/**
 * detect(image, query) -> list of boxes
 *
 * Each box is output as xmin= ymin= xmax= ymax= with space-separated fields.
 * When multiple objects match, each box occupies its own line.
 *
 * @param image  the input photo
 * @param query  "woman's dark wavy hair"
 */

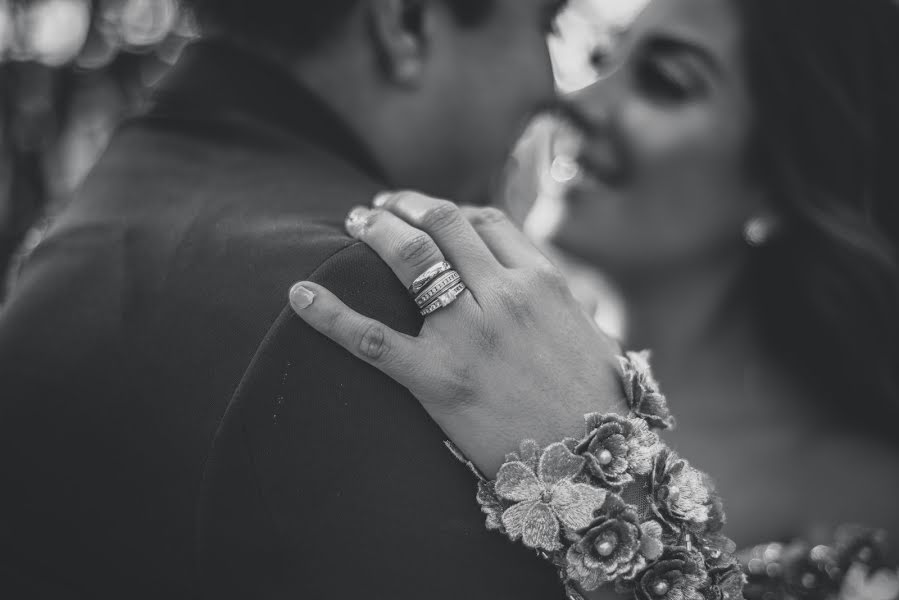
xmin=185 ymin=0 xmax=494 ymax=53
xmin=735 ymin=0 xmax=899 ymax=430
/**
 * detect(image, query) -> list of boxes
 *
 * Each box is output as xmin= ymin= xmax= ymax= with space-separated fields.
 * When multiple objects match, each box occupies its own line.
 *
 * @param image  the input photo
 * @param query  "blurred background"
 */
xmin=0 ymin=0 xmax=646 ymax=301
xmin=0 ymin=0 xmax=193 ymax=298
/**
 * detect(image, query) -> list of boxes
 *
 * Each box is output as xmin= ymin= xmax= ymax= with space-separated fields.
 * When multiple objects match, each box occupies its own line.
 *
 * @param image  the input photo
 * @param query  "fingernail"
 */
xmin=289 ymin=283 xmax=315 ymax=310
xmin=345 ymin=206 xmax=371 ymax=238
xmin=372 ymin=192 xmax=392 ymax=208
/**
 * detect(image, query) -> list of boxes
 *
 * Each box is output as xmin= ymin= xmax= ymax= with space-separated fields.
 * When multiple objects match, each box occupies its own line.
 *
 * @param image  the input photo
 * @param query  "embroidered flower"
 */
xmin=649 ymin=449 xmax=713 ymax=531
xmin=566 ymin=495 xmax=666 ymax=590
xmin=619 ymin=351 xmax=675 ymax=430
xmin=707 ymin=565 xmax=746 ymax=600
xmin=476 ymin=480 xmax=504 ymax=532
xmin=705 ymin=554 xmax=745 ymax=600
xmin=495 ymin=442 xmax=607 ymax=552
xmin=699 ymin=532 xmax=738 ymax=564
xmin=632 ymin=547 xmax=709 ymax=600
xmin=505 ymin=439 xmax=541 ymax=471
xmin=703 ymin=487 xmax=727 ymax=535
xmin=578 ymin=414 xmax=661 ymax=487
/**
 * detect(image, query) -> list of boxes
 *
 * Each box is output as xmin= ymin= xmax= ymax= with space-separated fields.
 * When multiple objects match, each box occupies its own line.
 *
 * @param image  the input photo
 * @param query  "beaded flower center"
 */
xmin=596 ymin=531 xmax=619 ymax=557
xmin=652 ymin=580 xmax=670 ymax=596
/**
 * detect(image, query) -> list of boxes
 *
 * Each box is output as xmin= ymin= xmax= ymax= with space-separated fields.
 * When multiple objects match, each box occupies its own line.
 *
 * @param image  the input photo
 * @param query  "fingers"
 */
xmin=342 ymin=205 xmax=482 ymax=323
xmin=459 ymin=206 xmax=550 ymax=269
xmin=288 ymin=281 xmax=420 ymax=383
xmin=371 ymin=191 xmax=501 ymax=292
xmin=345 ymin=207 xmax=447 ymax=289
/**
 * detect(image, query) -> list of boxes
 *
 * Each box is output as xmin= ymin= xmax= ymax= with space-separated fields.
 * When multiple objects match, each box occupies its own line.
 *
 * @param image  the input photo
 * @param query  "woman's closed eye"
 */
xmin=634 ymin=54 xmax=706 ymax=104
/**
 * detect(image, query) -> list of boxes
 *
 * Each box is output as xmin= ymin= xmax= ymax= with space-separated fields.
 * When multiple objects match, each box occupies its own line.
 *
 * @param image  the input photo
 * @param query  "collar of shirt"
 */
xmin=148 ymin=38 xmax=388 ymax=185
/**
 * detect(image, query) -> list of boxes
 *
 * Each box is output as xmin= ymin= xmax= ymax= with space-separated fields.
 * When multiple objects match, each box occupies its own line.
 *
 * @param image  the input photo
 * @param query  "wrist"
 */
xmin=450 ymin=351 xmax=738 ymax=600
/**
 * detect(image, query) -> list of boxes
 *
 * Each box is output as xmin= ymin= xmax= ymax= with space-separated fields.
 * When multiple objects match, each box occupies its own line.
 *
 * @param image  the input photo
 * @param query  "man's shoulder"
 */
xmin=220 ymin=237 xmax=422 ymax=418
xmin=66 ymin=116 xmax=395 ymax=314
xmin=306 ymin=240 xmax=423 ymax=332
xmin=198 ymin=242 xmax=561 ymax=600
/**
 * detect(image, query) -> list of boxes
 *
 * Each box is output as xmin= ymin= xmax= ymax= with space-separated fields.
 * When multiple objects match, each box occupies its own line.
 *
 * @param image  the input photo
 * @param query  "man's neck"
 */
xmin=291 ymin=45 xmax=414 ymax=193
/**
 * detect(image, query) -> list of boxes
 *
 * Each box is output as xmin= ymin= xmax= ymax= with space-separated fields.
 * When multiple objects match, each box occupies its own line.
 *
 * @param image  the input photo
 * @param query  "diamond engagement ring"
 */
xmin=414 ymin=270 xmax=462 ymax=308
xmin=409 ymin=260 xmax=468 ymax=317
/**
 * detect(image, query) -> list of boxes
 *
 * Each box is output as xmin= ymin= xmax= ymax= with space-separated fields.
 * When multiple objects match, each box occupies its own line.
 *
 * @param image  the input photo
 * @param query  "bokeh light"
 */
xmin=114 ymin=0 xmax=178 ymax=48
xmin=22 ymin=0 xmax=91 ymax=67
xmin=0 ymin=0 xmax=192 ymax=297
xmin=0 ymin=0 xmax=12 ymax=57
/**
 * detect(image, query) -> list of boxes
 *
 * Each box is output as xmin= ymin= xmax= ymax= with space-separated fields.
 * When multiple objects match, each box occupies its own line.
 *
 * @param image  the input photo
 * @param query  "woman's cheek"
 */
xmin=619 ymin=103 xmax=748 ymax=257
xmin=623 ymin=101 xmax=714 ymax=174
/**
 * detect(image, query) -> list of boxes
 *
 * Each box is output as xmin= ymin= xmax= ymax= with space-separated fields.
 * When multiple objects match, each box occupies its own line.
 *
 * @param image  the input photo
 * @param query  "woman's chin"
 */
xmin=548 ymin=215 xmax=641 ymax=281
xmin=546 ymin=191 xmax=610 ymax=263
xmin=548 ymin=223 xmax=603 ymax=268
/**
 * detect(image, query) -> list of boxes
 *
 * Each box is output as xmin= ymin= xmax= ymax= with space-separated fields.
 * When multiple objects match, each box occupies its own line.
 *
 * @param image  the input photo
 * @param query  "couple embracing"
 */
xmin=2 ymin=0 xmax=898 ymax=599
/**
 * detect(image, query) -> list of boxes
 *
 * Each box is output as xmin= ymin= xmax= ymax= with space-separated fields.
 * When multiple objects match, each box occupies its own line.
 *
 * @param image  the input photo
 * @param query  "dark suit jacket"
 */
xmin=0 ymin=40 xmax=561 ymax=599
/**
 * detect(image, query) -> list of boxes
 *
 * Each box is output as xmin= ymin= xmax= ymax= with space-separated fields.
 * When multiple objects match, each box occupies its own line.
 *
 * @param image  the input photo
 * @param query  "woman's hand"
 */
xmin=289 ymin=191 xmax=627 ymax=476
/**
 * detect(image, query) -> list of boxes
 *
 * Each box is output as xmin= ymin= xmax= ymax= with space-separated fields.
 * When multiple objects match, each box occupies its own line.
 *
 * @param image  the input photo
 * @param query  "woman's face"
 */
xmin=548 ymin=0 xmax=761 ymax=281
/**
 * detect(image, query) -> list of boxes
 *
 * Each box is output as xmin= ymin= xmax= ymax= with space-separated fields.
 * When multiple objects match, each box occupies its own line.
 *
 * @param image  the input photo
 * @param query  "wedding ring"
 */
xmin=409 ymin=261 xmax=452 ymax=296
xmin=415 ymin=270 xmax=462 ymax=308
xmin=420 ymin=281 xmax=468 ymax=317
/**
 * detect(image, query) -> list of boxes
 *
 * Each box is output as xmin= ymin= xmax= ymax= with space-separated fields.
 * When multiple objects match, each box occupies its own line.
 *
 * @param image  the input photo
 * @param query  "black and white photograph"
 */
xmin=1 ymin=1 xmax=898 ymax=598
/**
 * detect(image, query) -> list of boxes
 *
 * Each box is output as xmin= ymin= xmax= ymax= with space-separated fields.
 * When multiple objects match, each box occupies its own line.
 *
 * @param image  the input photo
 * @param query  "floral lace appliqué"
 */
xmin=619 ymin=351 xmax=676 ymax=430
xmin=493 ymin=442 xmax=607 ymax=552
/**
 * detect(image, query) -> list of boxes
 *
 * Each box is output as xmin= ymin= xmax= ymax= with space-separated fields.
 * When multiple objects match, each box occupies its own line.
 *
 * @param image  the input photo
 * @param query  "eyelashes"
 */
xmin=634 ymin=57 xmax=693 ymax=103
xmin=578 ymin=30 xmax=706 ymax=105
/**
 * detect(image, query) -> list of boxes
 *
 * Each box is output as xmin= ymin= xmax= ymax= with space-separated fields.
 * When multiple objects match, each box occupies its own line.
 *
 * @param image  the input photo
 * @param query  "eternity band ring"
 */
xmin=408 ymin=261 xmax=453 ymax=296
xmin=419 ymin=281 xmax=468 ymax=317
xmin=414 ymin=270 xmax=462 ymax=309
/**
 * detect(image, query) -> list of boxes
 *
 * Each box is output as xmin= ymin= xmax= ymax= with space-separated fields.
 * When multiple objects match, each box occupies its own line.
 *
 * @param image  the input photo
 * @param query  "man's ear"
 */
xmin=368 ymin=0 xmax=428 ymax=87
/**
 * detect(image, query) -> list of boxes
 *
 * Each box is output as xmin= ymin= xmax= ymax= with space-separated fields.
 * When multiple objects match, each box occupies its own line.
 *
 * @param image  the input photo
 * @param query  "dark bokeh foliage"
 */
xmin=185 ymin=0 xmax=494 ymax=54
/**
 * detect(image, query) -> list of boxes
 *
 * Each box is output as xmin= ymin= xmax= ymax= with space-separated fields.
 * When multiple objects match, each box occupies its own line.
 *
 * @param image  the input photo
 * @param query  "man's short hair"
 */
xmin=185 ymin=0 xmax=494 ymax=54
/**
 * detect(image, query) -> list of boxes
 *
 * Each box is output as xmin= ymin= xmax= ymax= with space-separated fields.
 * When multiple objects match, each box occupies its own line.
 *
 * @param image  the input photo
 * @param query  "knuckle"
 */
xmin=395 ymin=232 xmax=437 ymax=265
xmin=467 ymin=206 xmax=508 ymax=228
xmin=533 ymin=261 xmax=567 ymax=290
xmin=391 ymin=190 xmax=421 ymax=206
xmin=419 ymin=201 xmax=461 ymax=232
xmin=356 ymin=322 xmax=390 ymax=362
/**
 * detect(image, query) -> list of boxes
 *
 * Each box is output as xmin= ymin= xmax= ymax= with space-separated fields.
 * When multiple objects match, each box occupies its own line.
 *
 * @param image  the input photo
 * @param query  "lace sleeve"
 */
xmin=449 ymin=351 xmax=899 ymax=600
xmin=449 ymin=351 xmax=742 ymax=600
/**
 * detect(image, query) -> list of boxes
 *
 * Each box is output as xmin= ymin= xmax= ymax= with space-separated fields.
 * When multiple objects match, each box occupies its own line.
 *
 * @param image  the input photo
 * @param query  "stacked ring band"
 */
xmin=409 ymin=261 xmax=452 ymax=296
xmin=419 ymin=281 xmax=467 ymax=317
xmin=415 ymin=271 xmax=462 ymax=308
xmin=409 ymin=261 xmax=468 ymax=318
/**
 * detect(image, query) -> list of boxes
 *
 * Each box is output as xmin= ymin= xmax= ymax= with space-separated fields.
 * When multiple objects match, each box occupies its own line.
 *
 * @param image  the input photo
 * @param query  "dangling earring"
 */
xmin=743 ymin=217 xmax=773 ymax=247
